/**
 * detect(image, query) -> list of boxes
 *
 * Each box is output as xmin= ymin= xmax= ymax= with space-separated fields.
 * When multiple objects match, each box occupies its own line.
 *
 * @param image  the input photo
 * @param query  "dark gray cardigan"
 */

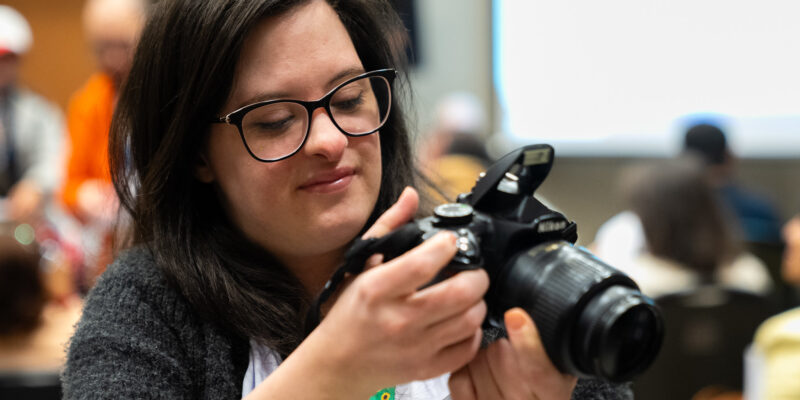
xmin=62 ymin=247 xmax=632 ymax=399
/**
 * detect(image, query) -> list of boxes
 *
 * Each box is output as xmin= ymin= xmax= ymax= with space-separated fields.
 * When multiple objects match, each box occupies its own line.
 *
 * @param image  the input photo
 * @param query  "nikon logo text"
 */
xmin=537 ymin=220 xmax=567 ymax=233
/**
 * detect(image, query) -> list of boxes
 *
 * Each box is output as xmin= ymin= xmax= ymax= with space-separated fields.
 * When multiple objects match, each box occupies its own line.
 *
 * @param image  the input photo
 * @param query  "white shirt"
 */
xmin=242 ymin=339 xmax=452 ymax=399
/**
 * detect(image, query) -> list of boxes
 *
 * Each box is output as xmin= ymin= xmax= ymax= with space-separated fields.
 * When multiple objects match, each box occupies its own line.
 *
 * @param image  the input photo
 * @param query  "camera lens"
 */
xmin=577 ymin=285 xmax=663 ymax=381
xmin=495 ymin=241 xmax=663 ymax=382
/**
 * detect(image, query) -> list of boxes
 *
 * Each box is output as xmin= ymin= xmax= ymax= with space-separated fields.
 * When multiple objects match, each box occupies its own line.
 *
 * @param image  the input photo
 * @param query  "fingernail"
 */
xmin=441 ymin=230 xmax=457 ymax=245
xmin=431 ymin=232 xmax=456 ymax=250
xmin=505 ymin=309 xmax=527 ymax=332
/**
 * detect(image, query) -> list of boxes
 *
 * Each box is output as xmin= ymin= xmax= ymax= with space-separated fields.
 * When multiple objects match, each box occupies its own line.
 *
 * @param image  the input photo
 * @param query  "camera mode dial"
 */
xmin=433 ymin=203 xmax=474 ymax=226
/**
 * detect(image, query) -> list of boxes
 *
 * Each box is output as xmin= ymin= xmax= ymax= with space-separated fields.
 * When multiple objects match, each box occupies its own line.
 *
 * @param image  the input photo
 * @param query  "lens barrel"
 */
xmin=496 ymin=241 xmax=664 ymax=382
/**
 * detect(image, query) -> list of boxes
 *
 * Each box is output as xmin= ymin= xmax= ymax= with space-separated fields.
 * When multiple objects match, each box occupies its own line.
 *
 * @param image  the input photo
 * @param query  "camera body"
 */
xmin=408 ymin=144 xmax=663 ymax=382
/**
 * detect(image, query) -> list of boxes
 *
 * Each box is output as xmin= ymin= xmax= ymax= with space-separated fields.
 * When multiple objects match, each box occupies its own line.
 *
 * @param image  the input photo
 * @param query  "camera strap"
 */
xmin=304 ymin=223 xmax=423 ymax=336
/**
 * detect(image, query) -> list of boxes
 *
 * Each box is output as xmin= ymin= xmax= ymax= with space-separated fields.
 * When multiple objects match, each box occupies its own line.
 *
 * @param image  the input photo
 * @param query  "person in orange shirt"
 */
xmin=62 ymin=0 xmax=147 ymax=279
xmin=62 ymin=73 xmax=116 ymax=225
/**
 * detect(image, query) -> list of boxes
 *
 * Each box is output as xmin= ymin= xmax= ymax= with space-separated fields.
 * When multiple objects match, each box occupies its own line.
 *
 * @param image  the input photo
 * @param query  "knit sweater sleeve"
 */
xmin=572 ymin=379 xmax=633 ymax=400
xmin=62 ymin=248 xmax=199 ymax=399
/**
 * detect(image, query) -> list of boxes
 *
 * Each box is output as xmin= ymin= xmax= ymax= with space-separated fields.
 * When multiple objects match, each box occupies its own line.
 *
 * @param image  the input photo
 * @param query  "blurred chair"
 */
xmin=633 ymin=285 xmax=775 ymax=400
xmin=0 ymin=370 xmax=61 ymax=399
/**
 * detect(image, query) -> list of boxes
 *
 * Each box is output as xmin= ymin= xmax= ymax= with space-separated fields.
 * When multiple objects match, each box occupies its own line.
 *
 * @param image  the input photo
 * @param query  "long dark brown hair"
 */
xmin=626 ymin=155 xmax=739 ymax=279
xmin=110 ymin=0 xmax=428 ymax=357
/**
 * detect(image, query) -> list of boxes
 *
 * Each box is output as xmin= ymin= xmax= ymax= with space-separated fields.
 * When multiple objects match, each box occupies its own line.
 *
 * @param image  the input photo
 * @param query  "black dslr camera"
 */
xmin=400 ymin=144 xmax=662 ymax=382
xmin=308 ymin=144 xmax=663 ymax=382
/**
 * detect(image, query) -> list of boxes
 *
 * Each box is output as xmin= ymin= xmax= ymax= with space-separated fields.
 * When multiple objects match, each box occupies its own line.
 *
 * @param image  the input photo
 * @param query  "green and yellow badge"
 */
xmin=369 ymin=387 xmax=395 ymax=400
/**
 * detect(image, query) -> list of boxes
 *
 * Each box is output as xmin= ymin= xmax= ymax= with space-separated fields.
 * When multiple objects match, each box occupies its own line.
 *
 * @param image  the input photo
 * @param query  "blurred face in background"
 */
xmin=0 ymin=53 xmax=20 ymax=91
xmin=782 ymin=216 xmax=800 ymax=286
xmin=0 ymin=5 xmax=30 ymax=93
xmin=83 ymin=0 xmax=146 ymax=87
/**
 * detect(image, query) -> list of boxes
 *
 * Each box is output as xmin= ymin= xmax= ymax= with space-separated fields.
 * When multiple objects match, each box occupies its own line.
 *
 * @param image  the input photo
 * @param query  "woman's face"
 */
xmin=199 ymin=0 xmax=382 ymax=274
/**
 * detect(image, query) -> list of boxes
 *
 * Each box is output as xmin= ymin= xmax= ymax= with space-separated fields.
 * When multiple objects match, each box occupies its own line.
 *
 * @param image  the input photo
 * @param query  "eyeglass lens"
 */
xmin=241 ymin=75 xmax=391 ymax=161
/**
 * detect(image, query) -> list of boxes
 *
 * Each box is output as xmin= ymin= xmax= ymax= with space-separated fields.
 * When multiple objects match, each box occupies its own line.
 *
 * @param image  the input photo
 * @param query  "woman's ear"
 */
xmin=194 ymin=153 xmax=215 ymax=183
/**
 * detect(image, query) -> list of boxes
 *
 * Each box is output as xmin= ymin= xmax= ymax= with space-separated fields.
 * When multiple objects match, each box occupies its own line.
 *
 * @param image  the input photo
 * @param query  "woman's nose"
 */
xmin=303 ymin=108 xmax=347 ymax=161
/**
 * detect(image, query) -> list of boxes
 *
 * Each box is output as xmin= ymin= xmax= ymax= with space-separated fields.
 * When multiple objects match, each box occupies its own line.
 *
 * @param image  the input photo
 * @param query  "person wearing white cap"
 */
xmin=0 ymin=5 xmax=66 ymax=223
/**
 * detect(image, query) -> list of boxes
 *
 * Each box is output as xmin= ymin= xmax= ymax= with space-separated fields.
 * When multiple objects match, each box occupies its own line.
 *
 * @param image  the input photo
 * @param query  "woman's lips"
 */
xmin=299 ymin=167 xmax=355 ymax=193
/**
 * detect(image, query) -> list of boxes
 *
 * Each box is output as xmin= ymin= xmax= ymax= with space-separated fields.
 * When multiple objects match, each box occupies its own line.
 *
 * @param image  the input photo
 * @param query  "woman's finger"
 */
xmin=423 ymin=299 xmax=486 ymax=348
xmin=448 ymin=366 xmax=477 ymax=400
xmin=408 ymin=268 xmax=489 ymax=324
xmin=427 ymin=328 xmax=482 ymax=380
xmin=466 ymin=349 xmax=504 ymax=400
xmin=505 ymin=308 xmax=577 ymax=399
xmin=362 ymin=186 xmax=419 ymax=239
xmin=505 ymin=308 xmax=551 ymax=374
xmin=362 ymin=231 xmax=457 ymax=297
xmin=363 ymin=253 xmax=384 ymax=271
xmin=484 ymin=338 xmax=528 ymax=398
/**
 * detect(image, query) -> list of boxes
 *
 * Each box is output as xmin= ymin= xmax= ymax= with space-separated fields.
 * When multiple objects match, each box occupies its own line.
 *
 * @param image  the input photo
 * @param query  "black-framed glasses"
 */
xmin=212 ymin=68 xmax=396 ymax=162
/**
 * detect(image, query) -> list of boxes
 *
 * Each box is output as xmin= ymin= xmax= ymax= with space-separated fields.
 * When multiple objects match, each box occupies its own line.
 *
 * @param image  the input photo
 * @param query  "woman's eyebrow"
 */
xmin=235 ymin=90 xmax=292 ymax=110
xmin=325 ymin=66 xmax=366 ymax=88
xmin=234 ymin=67 xmax=367 ymax=109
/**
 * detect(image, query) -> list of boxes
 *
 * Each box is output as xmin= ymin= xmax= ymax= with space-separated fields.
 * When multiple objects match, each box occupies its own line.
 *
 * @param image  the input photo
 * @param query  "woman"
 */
xmin=63 ymin=1 xmax=629 ymax=398
xmin=593 ymin=156 xmax=771 ymax=298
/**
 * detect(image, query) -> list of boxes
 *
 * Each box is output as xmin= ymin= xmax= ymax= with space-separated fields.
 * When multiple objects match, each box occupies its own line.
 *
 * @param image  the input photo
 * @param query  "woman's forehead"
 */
xmin=226 ymin=1 xmax=363 ymax=109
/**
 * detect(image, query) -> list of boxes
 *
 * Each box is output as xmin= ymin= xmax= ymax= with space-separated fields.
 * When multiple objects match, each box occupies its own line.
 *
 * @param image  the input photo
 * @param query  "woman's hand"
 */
xmin=449 ymin=308 xmax=578 ymax=400
xmin=304 ymin=186 xmax=490 ymax=395
xmin=7 ymin=180 xmax=43 ymax=222
xmin=76 ymin=179 xmax=118 ymax=226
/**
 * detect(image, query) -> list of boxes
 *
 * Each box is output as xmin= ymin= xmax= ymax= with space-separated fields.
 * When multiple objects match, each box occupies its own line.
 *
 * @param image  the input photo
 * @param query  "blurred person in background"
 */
xmin=0 ymin=6 xmax=66 ymax=224
xmin=747 ymin=214 xmax=800 ymax=399
xmin=683 ymin=123 xmax=783 ymax=245
xmin=0 ymin=233 xmax=82 ymax=372
xmin=418 ymin=92 xmax=492 ymax=203
xmin=593 ymin=155 xmax=771 ymax=298
xmin=60 ymin=0 xmax=148 ymax=280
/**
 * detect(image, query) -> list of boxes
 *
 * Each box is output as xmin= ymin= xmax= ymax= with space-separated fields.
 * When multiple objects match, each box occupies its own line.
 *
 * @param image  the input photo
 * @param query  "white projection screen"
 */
xmin=493 ymin=0 xmax=800 ymax=157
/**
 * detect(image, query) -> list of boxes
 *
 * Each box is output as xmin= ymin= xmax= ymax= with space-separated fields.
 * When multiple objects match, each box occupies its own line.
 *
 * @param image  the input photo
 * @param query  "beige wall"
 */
xmin=409 ymin=0 xmax=493 ymax=137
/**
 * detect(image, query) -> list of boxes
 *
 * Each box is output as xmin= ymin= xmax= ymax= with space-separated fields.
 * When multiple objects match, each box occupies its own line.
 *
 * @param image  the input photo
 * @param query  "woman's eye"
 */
xmin=331 ymin=93 xmax=365 ymax=112
xmin=251 ymin=116 xmax=294 ymax=133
